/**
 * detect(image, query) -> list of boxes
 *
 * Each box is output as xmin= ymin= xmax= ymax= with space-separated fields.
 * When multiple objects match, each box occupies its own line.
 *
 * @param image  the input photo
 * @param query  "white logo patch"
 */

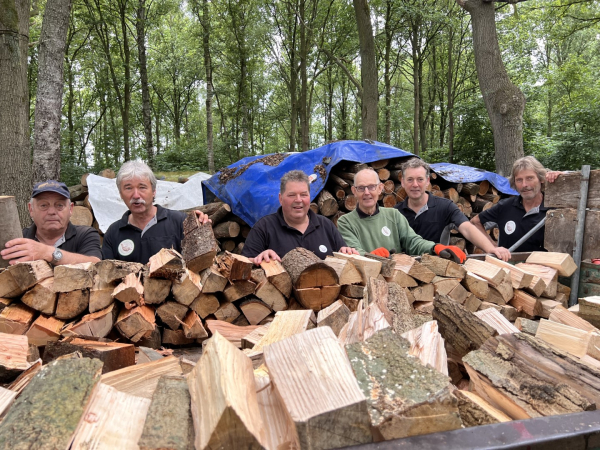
xmin=381 ymin=226 xmax=391 ymax=237
xmin=504 ymin=221 xmax=516 ymax=235
xmin=118 ymin=239 xmax=135 ymax=256
xmin=319 ymin=245 xmax=328 ymax=253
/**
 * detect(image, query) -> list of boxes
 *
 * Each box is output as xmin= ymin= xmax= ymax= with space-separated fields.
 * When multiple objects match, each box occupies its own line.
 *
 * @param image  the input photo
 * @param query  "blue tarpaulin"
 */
xmin=202 ymin=140 xmax=516 ymax=227
xmin=430 ymin=162 xmax=519 ymax=196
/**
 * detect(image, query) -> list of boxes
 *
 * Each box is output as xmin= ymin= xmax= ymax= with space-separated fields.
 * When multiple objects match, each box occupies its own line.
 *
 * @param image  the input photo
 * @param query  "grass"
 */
xmin=154 ymin=170 xmax=204 ymax=182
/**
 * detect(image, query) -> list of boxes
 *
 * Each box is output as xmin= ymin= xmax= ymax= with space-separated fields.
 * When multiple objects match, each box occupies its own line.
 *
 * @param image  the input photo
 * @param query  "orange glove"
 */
xmin=434 ymin=244 xmax=467 ymax=264
xmin=370 ymin=247 xmax=390 ymax=258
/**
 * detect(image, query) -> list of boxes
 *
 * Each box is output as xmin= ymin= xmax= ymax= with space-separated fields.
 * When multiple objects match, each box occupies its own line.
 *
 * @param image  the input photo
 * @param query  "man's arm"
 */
xmin=458 ymin=221 xmax=510 ymax=261
xmin=101 ymin=229 xmax=116 ymax=260
xmin=1 ymin=238 xmax=100 ymax=265
xmin=336 ymin=216 xmax=366 ymax=255
xmin=470 ymin=215 xmax=497 ymax=248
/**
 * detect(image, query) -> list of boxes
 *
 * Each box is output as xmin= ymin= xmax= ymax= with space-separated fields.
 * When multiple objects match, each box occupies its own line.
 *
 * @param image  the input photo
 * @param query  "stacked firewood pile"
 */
xmin=1 ymin=242 xmax=600 ymax=447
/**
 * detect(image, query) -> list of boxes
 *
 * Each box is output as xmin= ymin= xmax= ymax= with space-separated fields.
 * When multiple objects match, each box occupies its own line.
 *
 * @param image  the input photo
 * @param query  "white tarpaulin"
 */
xmin=87 ymin=172 xmax=211 ymax=233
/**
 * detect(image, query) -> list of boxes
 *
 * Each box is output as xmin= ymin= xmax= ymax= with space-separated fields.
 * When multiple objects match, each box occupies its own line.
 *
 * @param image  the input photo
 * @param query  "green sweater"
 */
xmin=337 ymin=207 xmax=436 ymax=256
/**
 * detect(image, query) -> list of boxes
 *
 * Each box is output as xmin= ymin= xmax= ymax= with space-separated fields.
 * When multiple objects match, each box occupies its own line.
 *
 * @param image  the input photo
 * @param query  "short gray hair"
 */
xmin=509 ymin=156 xmax=546 ymax=190
xmin=116 ymin=160 xmax=157 ymax=192
xmin=280 ymin=170 xmax=310 ymax=194
xmin=401 ymin=158 xmax=430 ymax=179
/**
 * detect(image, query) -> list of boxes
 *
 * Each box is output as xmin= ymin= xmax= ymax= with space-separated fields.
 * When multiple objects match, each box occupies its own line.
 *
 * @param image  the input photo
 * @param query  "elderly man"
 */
xmin=102 ymin=160 xmax=196 ymax=264
xmin=337 ymin=168 xmax=466 ymax=263
xmin=395 ymin=159 xmax=511 ymax=261
xmin=471 ymin=156 xmax=560 ymax=252
xmin=241 ymin=170 xmax=358 ymax=264
xmin=1 ymin=180 xmax=101 ymax=265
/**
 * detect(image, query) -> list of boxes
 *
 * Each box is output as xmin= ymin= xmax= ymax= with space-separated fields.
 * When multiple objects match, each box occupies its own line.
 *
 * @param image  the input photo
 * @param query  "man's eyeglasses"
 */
xmin=36 ymin=202 xmax=69 ymax=211
xmin=355 ymin=184 xmax=379 ymax=193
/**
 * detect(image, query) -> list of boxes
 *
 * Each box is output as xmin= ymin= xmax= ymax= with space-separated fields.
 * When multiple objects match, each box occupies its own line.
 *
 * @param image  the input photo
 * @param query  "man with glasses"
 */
xmin=337 ymin=168 xmax=467 ymax=263
xmin=1 ymin=180 xmax=102 ymax=265
xmin=395 ymin=159 xmax=511 ymax=261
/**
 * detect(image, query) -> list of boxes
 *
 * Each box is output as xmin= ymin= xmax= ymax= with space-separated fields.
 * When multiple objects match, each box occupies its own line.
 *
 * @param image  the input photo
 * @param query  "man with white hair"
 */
xmin=102 ymin=160 xmax=208 ymax=264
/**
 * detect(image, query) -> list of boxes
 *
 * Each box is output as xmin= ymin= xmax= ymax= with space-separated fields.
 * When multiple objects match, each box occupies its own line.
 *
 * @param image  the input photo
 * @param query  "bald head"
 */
xmin=354 ymin=168 xmax=379 ymax=186
xmin=352 ymin=168 xmax=383 ymax=215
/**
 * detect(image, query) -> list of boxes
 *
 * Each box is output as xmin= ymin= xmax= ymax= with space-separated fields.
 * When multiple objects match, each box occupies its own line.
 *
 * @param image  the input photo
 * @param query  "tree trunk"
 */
xmin=459 ymin=0 xmax=525 ymax=176
xmin=411 ymin=24 xmax=420 ymax=155
xmin=201 ymin=0 xmax=215 ymax=173
xmin=353 ymin=0 xmax=378 ymax=140
xmin=136 ymin=0 xmax=153 ymax=167
xmin=383 ymin=0 xmax=392 ymax=144
xmin=0 ymin=0 xmax=31 ymax=225
xmin=299 ymin=0 xmax=308 ymax=151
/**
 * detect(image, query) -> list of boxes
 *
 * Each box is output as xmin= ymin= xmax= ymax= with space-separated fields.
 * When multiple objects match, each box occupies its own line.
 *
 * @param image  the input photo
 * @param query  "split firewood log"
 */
xmin=182 ymin=212 xmax=219 ymax=273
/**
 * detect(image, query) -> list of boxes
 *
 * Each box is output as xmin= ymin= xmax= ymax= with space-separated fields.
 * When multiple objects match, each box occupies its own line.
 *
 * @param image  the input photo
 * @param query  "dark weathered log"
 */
xmin=0 ymin=261 xmax=53 ymax=298
xmin=115 ymin=305 xmax=156 ymax=342
xmin=95 ymin=259 xmax=144 ymax=285
xmin=43 ymin=338 xmax=135 ymax=374
xmin=182 ymin=213 xmax=219 ymax=273
xmin=208 ymin=203 xmax=232 ymax=225
xmin=143 ymin=277 xmax=172 ymax=305
xmin=148 ymin=249 xmax=185 ymax=280
xmin=317 ymin=189 xmax=339 ymax=216
xmin=61 ymin=303 xmax=118 ymax=339
xmin=0 ymin=196 xmax=23 ymax=269
xmin=316 ymin=300 xmax=351 ymax=336
xmin=55 ymin=289 xmax=90 ymax=320
xmin=21 ymin=277 xmax=57 ymax=315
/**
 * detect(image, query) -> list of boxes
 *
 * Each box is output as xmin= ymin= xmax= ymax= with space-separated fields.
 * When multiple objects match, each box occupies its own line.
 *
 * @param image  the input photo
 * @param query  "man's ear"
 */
xmin=278 ymin=193 xmax=283 ymax=205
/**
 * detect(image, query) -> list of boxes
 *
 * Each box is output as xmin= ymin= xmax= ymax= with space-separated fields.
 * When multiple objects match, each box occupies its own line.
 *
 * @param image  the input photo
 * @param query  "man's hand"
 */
xmin=370 ymin=247 xmax=390 ymax=258
xmin=434 ymin=244 xmax=467 ymax=264
xmin=545 ymin=171 xmax=562 ymax=183
xmin=194 ymin=210 xmax=212 ymax=224
xmin=1 ymin=238 xmax=53 ymax=265
xmin=250 ymin=249 xmax=281 ymax=265
xmin=490 ymin=246 xmax=511 ymax=262
xmin=339 ymin=246 xmax=359 ymax=255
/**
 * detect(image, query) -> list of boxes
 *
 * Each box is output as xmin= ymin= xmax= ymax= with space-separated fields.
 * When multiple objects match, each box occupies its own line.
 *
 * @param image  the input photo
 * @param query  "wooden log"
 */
xmin=94 ymin=259 xmax=144 ymax=284
xmin=223 ymin=279 xmax=256 ymax=303
xmin=189 ymin=293 xmax=220 ymax=319
xmin=485 ymin=255 xmax=534 ymax=289
xmin=391 ymin=254 xmax=435 ymax=283
xmin=474 ymin=308 xmax=519 ymax=334
xmin=331 ymin=184 xmax=347 ymax=199
xmin=180 ymin=310 xmax=208 ymax=340
xmin=21 ymin=277 xmax=57 ymax=314
xmin=182 ymin=213 xmax=219 ymax=273
xmin=265 ymin=327 xmax=372 ymax=448
xmin=472 ymin=198 xmax=492 ymax=213
xmin=363 ymin=253 xmax=396 ymax=277
xmin=294 ymin=285 xmax=341 ymax=311
xmin=71 ymin=205 xmax=93 ymax=226
xmin=549 ymin=305 xmax=599 ymax=333
xmin=539 ymin=298 xmax=562 ymax=319
xmin=545 ymin=208 xmax=600 ymax=261
xmin=0 ymin=358 xmax=102 ymax=449
xmin=112 ymin=272 xmax=144 ymax=308
xmin=544 ymin=169 xmax=600 ymax=209
xmin=53 ymin=262 xmax=94 ymax=292
xmin=478 ymin=180 xmax=490 ymax=195
xmin=115 ymin=305 xmax=156 ymax=342
xmin=138 ymin=376 xmax=194 ymax=450
xmin=420 ymin=254 xmax=466 ymax=278
xmin=464 ymin=293 xmax=482 ymax=312
xmin=207 ymin=202 xmax=232 ymax=225
xmin=71 ymin=382 xmax=151 ymax=449
xmin=25 ymin=315 xmax=65 ymax=346
xmin=515 ymin=317 xmax=539 ymax=335
xmin=142 ymin=277 xmax=172 ymax=305
xmin=187 ymin=332 xmax=267 ymax=449
xmin=148 ymin=248 xmax=185 ymax=280
xmin=433 ymin=294 xmax=497 ymax=358
xmin=411 ymin=284 xmax=435 ymax=303
xmin=205 ymin=320 xmax=260 ymax=348
xmin=156 ymin=301 xmax=189 ymax=330
xmin=395 ymin=187 xmax=407 ymax=202
xmin=241 ymin=323 xmax=271 ymax=349
xmin=463 ymin=332 xmax=600 ymax=419
xmin=171 ymin=269 xmax=202 ymax=307
xmin=382 ymin=193 xmax=396 ymax=207
xmin=338 ymin=194 xmax=357 ymax=211
xmin=526 ymin=251 xmax=577 ymax=277
xmin=509 ymin=290 xmax=543 ymax=317
xmin=463 ymin=259 xmax=505 ymax=285
xmin=98 ymin=168 xmax=116 ymax=178
xmin=341 ymin=284 xmax=364 ymax=298
xmin=101 ymin=356 xmax=183 ymax=399
xmin=384 ymin=268 xmax=418 ymax=288
xmin=62 ymin=303 xmax=118 ymax=339
xmin=200 ymin=265 xmax=228 ymax=293
xmin=383 ymin=179 xmax=395 ymax=193
xmin=43 ymin=338 xmax=135 ymax=373
xmin=283 ymin=247 xmax=338 ymax=288
xmin=240 ymin=298 xmax=272 ymax=325
xmin=332 ymin=252 xmax=382 ymax=285
xmin=461 ymin=182 xmax=480 ymax=196
xmin=162 ymin=328 xmax=195 ymax=346
xmin=259 ymin=260 xmax=292 ymax=297
xmin=338 ymin=300 xmax=390 ymax=345
xmin=0 ymin=303 xmax=36 ymax=335
xmin=401 ymin=320 xmax=448 ymax=376
xmin=535 ymin=319 xmax=600 ymax=359
xmin=0 ymin=333 xmax=31 ymax=382
xmin=516 ymin=263 xmax=558 ymax=298
xmin=0 ymin=197 xmax=23 ymax=270
xmin=329 ymin=173 xmax=350 ymax=188
xmin=213 ymin=221 xmax=240 ymax=239
xmin=455 ymin=390 xmax=511 ymax=427
xmin=346 ymin=328 xmax=460 ymax=440
xmin=442 ymin=188 xmax=460 ymax=203
xmin=55 ymin=289 xmax=89 ymax=320
xmin=317 ymin=189 xmax=339 ymax=216
xmin=69 ymin=184 xmax=88 ymax=201
xmin=578 ymin=296 xmax=600 ymax=326
xmin=317 ymin=300 xmax=351 ymax=336
xmin=0 ymin=260 xmax=53 ymax=298
xmin=217 ymin=251 xmax=253 ymax=281
xmin=254 ymin=278 xmax=287 ymax=312
xmin=220 ymin=239 xmax=235 ymax=252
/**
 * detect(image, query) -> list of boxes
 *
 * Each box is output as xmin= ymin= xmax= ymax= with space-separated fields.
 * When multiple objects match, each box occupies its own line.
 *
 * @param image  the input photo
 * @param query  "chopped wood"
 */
xmin=0 ymin=387 xmax=16 ymax=418
xmin=509 ymin=290 xmax=543 ymax=317
xmin=317 ymin=189 xmax=339 ymax=216
xmin=71 ymin=382 xmax=151 ymax=450
xmin=384 ymin=268 xmax=418 ymax=287
xmin=142 ymin=276 xmax=172 ymax=305
xmin=25 ymin=315 xmax=65 ymax=346
xmin=223 ymin=279 xmax=256 ymax=302
xmin=455 ymin=390 xmax=511 ymax=427
xmin=95 ymin=259 xmax=144 ymax=284
xmin=239 ymin=298 xmax=272 ymax=325
xmin=339 ymin=295 xmax=360 ymax=312
xmin=549 ymin=305 xmax=599 ymax=333
xmin=539 ymin=299 xmax=562 ymax=319
xmin=391 ymin=253 xmax=436 ymax=283
xmin=474 ymin=308 xmax=520 ymax=334
xmin=338 ymin=300 xmax=390 ymax=345
xmin=213 ymin=221 xmax=241 ymax=239
xmin=433 ymin=294 xmax=497 ymax=358
xmin=535 ymin=319 xmax=600 ymax=359
xmin=515 ymin=317 xmax=539 ymax=335
xmin=486 ymin=272 xmax=514 ymax=305
xmin=89 ymin=277 xmax=117 ymax=313
xmin=333 ymin=252 xmax=382 ymax=284
xmin=463 ymin=293 xmax=482 ymax=312
xmin=401 ymin=320 xmax=448 ymax=376
xmin=421 ymin=254 xmax=466 ymax=278
xmin=182 ymin=214 xmax=219 ymax=273
xmin=485 ymin=255 xmax=534 ymax=289
xmin=62 ymin=303 xmax=118 ymax=339
xmin=162 ymin=329 xmax=195 ymax=346
xmin=260 ymin=260 xmax=292 ymax=297
xmin=282 ymin=248 xmax=338 ymax=289
xmin=0 ymin=333 xmax=31 ymax=382
xmin=188 ymin=332 xmax=267 ymax=449
xmin=7 ymin=360 xmax=42 ymax=395
xmin=463 ymin=259 xmax=505 ymax=285
xmin=346 ymin=328 xmax=460 ymax=440
xmin=156 ymin=301 xmax=189 ymax=330
xmin=205 ymin=320 xmax=260 ymax=348
xmin=526 ymin=251 xmax=577 ymax=277
xmin=516 ymin=263 xmax=558 ymax=298
xmin=20 ymin=277 xmax=57 ymax=314
xmin=340 ymin=284 xmax=364 ymax=298
xmin=265 ymin=327 xmax=372 ymax=448
xmin=294 ymin=285 xmax=341 ymax=311
xmin=0 ymin=358 xmax=102 ymax=449
xmin=214 ymin=301 xmax=241 ymax=323
xmin=138 ymin=376 xmax=194 ymax=450
xmin=200 ymin=265 xmax=228 ymax=293
xmin=0 ymin=261 xmax=53 ymax=298
xmin=148 ymin=248 xmax=185 ymax=280
xmin=317 ymin=300 xmax=351 ymax=336
xmin=217 ymin=251 xmax=253 ymax=281
xmin=0 ymin=303 xmax=36 ymax=335
xmin=43 ymin=338 xmax=135 ymax=374
xmin=112 ymin=272 xmax=144 ymax=308
xmin=410 ymin=283 xmax=435 ymax=303
xmin=53 ymin=262 xmax=94 ymax=292
xmin=115 ymin=305 xmax=156 ymax=342
xmin=254 ymin=278 xmax=287 ymax=312
xmin=101 ymin=355 xmax=183 ymax=399
xmin=55 ymin=289 xmax=89 ymax=320
xmin=363 ymin=253 xmax=396 ymax=277
xmin=241 ymin=323 xmax=271 ymax=349
xmin=189 ymin=292 xmax=219 ymax=319
xmin=324 ymin=256 xmax=363 ymax=285
xmin=171 ymin=269 xmax=202 ymax=306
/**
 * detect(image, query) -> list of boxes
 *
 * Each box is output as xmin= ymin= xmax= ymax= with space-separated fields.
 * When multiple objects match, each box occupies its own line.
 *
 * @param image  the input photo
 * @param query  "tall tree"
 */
xmin=0 ymin=0 xmax=32 ymax=224
xmin=136 ymin=0 xmax=154 ymax=166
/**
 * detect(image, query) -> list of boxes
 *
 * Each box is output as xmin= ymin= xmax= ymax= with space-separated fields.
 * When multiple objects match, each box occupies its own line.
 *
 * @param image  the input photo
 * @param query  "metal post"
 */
xmin=569 ymin=165 xmax=591 ymax=307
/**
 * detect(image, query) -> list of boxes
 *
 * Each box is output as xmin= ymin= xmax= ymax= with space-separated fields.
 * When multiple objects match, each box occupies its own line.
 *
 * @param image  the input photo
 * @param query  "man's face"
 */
xmin=279 ymin=181 xmax=310 ymax=223
xmin=28 ymin=192 xmax=72 ymax=235
xmin=119 ymin=176 xmax=156 ymax=215
xmin=514 ymin=169 xmax=542 ymax=201
xmin=353 ymin=170 xmax=382 ymax=211
xmin=401 ymin=167 xmax=429 ymax=201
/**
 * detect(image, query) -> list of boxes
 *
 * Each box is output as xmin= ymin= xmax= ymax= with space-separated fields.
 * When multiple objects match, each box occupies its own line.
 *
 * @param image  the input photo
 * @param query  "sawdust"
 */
xmin=218 ymin=153 xmax=289 ymax=183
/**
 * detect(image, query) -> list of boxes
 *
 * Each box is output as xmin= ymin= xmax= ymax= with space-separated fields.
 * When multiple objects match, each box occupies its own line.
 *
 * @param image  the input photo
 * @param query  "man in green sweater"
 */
xmin=337 ymin=168 xmax=466 ymax=262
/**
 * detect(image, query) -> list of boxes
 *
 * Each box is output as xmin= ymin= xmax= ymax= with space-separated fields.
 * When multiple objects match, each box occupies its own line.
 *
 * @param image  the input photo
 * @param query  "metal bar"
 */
xmin=507 ymin=217 xmax=546 ymax=253
xmin=466 ymin=252 xmax=532 ymax=262
xmin=570 ymin=165 xmax=591 ymax=307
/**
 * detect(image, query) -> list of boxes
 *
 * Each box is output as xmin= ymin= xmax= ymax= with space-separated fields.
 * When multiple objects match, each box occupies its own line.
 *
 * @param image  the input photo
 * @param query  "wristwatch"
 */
xmin=51 ymin=248 xmax=63 ymax=265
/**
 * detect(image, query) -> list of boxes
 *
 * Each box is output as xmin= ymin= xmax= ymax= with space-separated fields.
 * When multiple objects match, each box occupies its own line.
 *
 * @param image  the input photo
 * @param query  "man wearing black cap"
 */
xmin=0 ymin=180 xmax=102 ymax=265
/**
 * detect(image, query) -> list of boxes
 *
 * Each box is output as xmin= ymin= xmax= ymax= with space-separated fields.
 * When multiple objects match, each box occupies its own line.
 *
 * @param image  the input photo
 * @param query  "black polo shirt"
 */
xmin=102 ymin=205 xmax=186 ymax=264
xmin=477 ymin=195 xmax=548 ymax=252
xmin=241 ymin=207 xmax=347 ymax=260
xmin=23 ymin=222 xmax=102 ymax=258
xmin=395 ymin=194 xmax=468 ymax=242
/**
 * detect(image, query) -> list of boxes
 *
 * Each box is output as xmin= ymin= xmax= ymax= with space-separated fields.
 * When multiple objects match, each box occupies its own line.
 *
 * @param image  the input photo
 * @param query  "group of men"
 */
xmin=0 ymin=156 xmax=558 ymax=268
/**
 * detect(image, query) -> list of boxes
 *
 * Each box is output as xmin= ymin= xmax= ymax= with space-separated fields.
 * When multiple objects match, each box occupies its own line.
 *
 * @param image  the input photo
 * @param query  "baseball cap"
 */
xmin=31 ymin=180 xmax=71 ymax=199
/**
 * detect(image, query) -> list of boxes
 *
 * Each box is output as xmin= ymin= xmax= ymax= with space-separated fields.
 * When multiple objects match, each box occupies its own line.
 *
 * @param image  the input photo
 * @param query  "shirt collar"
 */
xmin=356 ymin=203 xmax=380 ymax=219
xmin=31 ymin=222 xmax=75 ymax=247
xmin=119 ymin=204 xmax=166 ymax=229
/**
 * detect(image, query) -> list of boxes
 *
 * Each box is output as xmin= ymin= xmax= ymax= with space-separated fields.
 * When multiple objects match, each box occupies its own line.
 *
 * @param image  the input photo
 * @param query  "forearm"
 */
xmin=56 ymin=251 xmax=100 ymax=265
xmin=470 ymin=216 xmax=496 ymax=248
xmin=460 ymin=222 xmax=496 ymax=253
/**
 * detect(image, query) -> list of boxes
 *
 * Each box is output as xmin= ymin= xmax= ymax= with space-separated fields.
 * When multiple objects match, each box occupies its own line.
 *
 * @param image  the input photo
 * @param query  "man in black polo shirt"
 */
xmin=395 ymin=159 xmax=511 ymax=261
xmin=1 ymin=180 xmax=101 ymax=265
xmin=241 ymin=170 xmax=358 ymax=264
xmin=471 ymin=156 xmax=561 ymax=252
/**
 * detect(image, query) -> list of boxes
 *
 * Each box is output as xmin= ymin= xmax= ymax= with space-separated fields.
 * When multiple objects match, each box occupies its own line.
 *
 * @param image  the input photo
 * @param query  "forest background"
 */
xmin=3 ymin=0 xmax=600 ymax=189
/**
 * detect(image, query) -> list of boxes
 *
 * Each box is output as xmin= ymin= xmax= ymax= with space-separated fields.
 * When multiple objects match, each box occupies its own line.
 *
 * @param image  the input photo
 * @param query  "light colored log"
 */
xmin=463 ymin=259 xmax=505 ymax=285
xmin=421 ymin=254 xmax=466 ymax=278
xmin=0 ymin=261 xmax=53 ymax=298
xmin=509 ymin=290 xmax=543 ymax=317
xmin=25 ymin=315 xmax=65 ymax=346
xmin=549 ymin=305 xmax=599 ymax=333
xmin=62 ymin=303 xmax=117 ymax=339
xmin=172 ymin=269 xmax=203 ymax=306
xmin=485 ymin=255 xmax=534 ymax=289
xmin=205 ymin=320 xmax=260 ymax=348
xmin=148 ymin=248 xmax=185 ymax=280
xmin=401 ymin=320 xmax=448 ymax=375
xmin=474 ymin=308 xmax=520 ymax=335
xmin=53 ymin=262 xmax=94 ymax=292
xmin=324 ymin=256 xmax=363 ymax=285
xmin=391 ymin=254 xmax=435 ymax=283
xmin=332 ymin=252 xmax=382 ymax=284
xmin=526 ymin=252 xmax=577 ymax=277
xmin=21 ymin=277 xmax=57 ymax=315
xmin=516 ymin=263 xmax=558 ymax=298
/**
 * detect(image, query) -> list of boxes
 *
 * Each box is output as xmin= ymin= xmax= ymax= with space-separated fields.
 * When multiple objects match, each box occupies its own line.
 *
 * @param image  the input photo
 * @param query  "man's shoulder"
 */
xmin=158 ymin=206 xmax=187 ymax=222
xmin=253 ymin=212 xmax=280 ymax=228
xmin=22 ymin=224 xmax=36 ymax=239
xmin=69 ymin=223 xmax=99 ymax=236
xmin=430 ymin=195 xmax=456 ymax=208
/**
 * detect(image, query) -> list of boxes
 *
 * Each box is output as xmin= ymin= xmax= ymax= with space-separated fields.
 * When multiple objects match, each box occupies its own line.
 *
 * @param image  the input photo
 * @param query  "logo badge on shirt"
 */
xmin=504 ymin=221 xmax=516 ymax=235
xmin=319 ymin=245 xmax=328 ymax=253
xmin=118 ymin=239 xmax=135 ymax=256
xmin=381 ymin=226 xmax=391 ymax=237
